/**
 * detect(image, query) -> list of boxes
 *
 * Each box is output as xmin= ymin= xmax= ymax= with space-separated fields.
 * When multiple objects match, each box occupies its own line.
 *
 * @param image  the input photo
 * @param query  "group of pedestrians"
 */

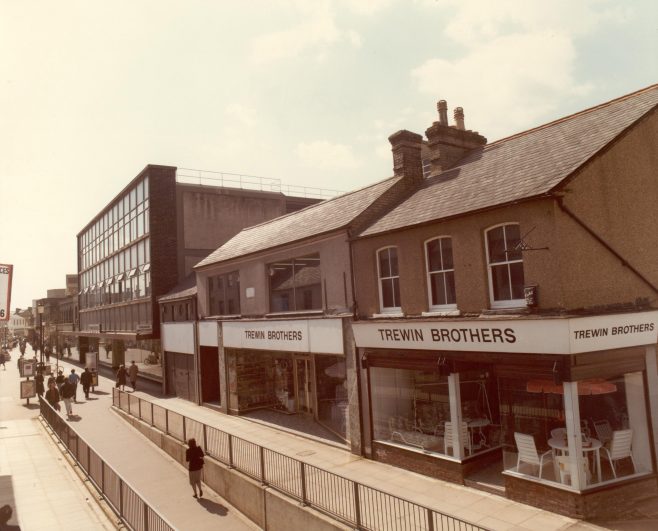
xmin=116 ymin=360 xmax=139 ymax=391
xmin=43 ymin=367 xmax=95 ymax=419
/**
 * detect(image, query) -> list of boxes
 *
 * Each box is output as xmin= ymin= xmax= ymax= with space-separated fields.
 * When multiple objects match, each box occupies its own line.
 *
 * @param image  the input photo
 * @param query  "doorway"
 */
xmin=295 ymin=356 xmax=313 ymax=415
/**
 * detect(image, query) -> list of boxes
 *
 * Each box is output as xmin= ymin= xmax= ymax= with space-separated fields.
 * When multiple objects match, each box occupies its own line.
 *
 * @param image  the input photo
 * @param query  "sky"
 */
xmin=1 ymin=0 xmax=656 ymax=311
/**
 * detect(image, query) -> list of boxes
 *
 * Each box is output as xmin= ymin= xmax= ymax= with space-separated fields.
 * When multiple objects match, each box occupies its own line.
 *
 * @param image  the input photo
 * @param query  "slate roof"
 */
xmin=158 ymin=273 xmax=197 ymax=302
xmin=195 ymin=176 xmax=403 ymax=268
xmin=359 ymin=84 xmax=658 ymax=237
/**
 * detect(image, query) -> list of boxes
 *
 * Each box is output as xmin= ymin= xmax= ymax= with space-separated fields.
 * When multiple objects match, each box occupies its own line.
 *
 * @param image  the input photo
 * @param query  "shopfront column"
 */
xmin=563 ymin=381 xmax=586 ymax=490
xmin=645 ymin=345 xmax=658 ymax=463
xmin=448 ymin=373 xmax=464 ymax=459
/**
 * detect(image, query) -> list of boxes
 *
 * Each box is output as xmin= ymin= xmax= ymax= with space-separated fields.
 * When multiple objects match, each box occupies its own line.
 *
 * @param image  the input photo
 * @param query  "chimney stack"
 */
xmin=388 ymin=130 xmax=423 ymax=183
xmin=425 ymin=100 xmax=486 ymax=175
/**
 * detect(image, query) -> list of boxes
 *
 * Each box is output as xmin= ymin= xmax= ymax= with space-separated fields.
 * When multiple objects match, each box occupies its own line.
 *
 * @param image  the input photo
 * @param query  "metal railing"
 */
xmin=176 ymin=167 xmax=343 ymax=200
xmin=39 ymin=397 xmax=177 ymax=531
xmin=113 ymin=389 xmax=488 ymax=531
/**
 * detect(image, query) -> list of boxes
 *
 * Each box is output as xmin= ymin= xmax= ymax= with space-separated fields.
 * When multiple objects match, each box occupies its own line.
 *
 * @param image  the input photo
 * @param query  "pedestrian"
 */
xmin=45 ymin=382 xmax=61 ymax=411
xmin=47 ymin=374 xmax=56 ymax=387
xmin=35 ymin=370 xmax=45 ymax=398
xmin=0 ymin=348 xmax=7 ymax=370
xmin=185 ymin=438 xmax=205 ymax=498
xmin=60 ymin=379 xmax=75 ymax=417
xmin=128 ymin=360 xmax=139 ymax=391
xmin=80 ymin=367 xmax=92 ymax=399
xmin=68 ymin=369 xmax=80 ymax=403
xmin=45 ymin=344 xmax=51 ymax=363
xmin=55 ymin=370 xmax=66 ymax=392
xmin=116 ymin=364 xmax=127 ymax=391
xmin=90 ymin=368 xmax=97 ymax=392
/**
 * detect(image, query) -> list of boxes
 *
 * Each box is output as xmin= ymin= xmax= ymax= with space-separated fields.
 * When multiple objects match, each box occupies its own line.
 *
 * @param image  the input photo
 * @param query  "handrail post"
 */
xmin=260 ymin=446 xmax=266 ymax=486
xmin=299 ymin=462 xmax=307 ymax=507
xmin=353 ymin=482 xmax=361 ymax=529
xmin=138 ymin=397 xmax=142 ymax=419
xmin=203 ymin=424 xmax=208 ymax=455
xmin=151 ymin=402 xmax=154 ymax=426
xmin=427 ymin=507 xmax=435 ymax=531
xmin=101 ymin=462 xmax=105 ymax=493
xmin=227 ymin=435 xmax=234 ymax=469
xmin=165 ymin=409 xmax=169 ymax=435
xmin=182 ymin=416 xmax=186 ymax=442
xmin=143 ymin=500 xmax=149 ymax=531
xmin=119 ymin=480 xmax=124 ymax=516
xmin=87 ymin=445 xmax=91 ymax=474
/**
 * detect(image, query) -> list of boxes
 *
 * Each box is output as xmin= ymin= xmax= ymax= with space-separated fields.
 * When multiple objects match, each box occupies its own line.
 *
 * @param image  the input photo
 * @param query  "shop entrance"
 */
xmin=294 ymin=356 xmax=313 ymax=415
xmin=199 ymin=346 xmax=220 ymax=404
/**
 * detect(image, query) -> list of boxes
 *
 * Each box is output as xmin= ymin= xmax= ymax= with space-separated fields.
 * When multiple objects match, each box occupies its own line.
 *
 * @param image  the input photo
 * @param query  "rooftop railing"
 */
xmin=113 ymin=389 xmax=489 ymax=531
xmin=176 ymin=167 xmax=342 ymax=200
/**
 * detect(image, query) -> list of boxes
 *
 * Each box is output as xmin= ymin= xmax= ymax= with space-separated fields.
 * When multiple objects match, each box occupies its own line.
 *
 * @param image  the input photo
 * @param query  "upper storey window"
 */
xmin=485 ymin=223 xmax=526 ymax=308
xmin=377 ymin=247 xmax=400 ymax=313
xmin=208 ymin=271 xmax=240 ymax=316
xmin=425 ymin=237 xmax=456 ymax=310
xmin=269 ymin=254 xmax=321 ymax=312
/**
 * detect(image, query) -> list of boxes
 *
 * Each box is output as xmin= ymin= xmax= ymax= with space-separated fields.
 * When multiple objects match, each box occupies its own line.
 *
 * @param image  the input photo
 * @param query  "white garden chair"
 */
xmin=514 ymin=432 xmax=553 ymax=479
xmin=602 ymin=429 xmax=636 ymax=478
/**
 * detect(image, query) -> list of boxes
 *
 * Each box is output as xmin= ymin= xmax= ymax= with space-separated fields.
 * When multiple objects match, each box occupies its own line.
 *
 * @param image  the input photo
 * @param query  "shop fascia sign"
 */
xmin=351 ymin=310 xmax=658 ymax=355
xmin=223 ymin=318 xmax=344 ymax=354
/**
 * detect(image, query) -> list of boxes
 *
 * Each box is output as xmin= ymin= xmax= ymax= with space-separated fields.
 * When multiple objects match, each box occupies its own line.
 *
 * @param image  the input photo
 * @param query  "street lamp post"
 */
xmin=37 ymin=305 xmax=44 ymax=366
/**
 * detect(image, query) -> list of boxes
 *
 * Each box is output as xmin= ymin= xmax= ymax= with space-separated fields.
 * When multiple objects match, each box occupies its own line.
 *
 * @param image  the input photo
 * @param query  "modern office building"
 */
xmin=75 ymin=165 xmax=324 ymax=379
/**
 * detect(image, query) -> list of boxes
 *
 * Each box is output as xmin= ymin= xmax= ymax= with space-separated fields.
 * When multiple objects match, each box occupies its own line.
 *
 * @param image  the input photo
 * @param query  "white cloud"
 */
xmin=412 ymin=32 xmax=592 ymax=139
xmin=225 ymin=103 xmax=257 ymax=127
xmin=296 ymin=140 xmax=360 ymax=169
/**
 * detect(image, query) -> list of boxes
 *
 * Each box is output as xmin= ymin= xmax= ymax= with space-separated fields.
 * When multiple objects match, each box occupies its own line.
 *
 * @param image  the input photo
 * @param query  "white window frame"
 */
xmin=485 ymin=223 xmax=527 ymax=309
xmin=377 ymin=246 xmax=401 ymax=314
xmin=424 ymin=236 xmax=457 ymax=312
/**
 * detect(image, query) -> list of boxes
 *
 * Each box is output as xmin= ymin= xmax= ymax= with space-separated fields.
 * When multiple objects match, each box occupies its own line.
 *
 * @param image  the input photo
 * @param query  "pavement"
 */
xmin=1 ymin=345 xmax=257 ymax=531
xmin=5 ymin=343 xmax=658 ymax=531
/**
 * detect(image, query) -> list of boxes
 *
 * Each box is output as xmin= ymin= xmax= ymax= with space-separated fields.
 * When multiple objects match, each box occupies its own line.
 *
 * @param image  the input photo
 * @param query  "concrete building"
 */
xmin=7 ymin=308 xmax=33 ymax=338
xmin=349 ymin=85 xmax=658 ymax=518
xmin=75 ymin=164 xmax=324 ymax=380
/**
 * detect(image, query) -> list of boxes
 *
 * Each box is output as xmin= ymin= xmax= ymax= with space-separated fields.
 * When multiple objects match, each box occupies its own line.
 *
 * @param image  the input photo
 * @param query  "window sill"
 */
xmin=265 ymin=310 xmax=324 ymax=318
xmin=372 ymin=312 xmax=404 ymax=319
xmin=422 ymin=309 xmax=461 ymax=317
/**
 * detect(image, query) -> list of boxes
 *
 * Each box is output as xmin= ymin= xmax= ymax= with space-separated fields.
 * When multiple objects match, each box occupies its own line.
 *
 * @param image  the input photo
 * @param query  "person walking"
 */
xmin=68 ymin=369 xmax=80 ymax=403
xmin=128 ymin=360 xmax=139 ymax=391
xmin=116 ymin=364 xmax=127 ymax=391
xmin=45 ymin=344 xmax=51 ymax=363
xmin=45 ymin=382 xmax=61 ymax=411
xmin=55 ymin=370 xmax=66 ymax=393
xmin=185 ymin=438 xmax=205 ymax=498
xmin=80 ymin=367 xmax=92 ymax=400
xmin=0 ymin=347 xmax=7 ymax=370
xmin=35 ymin=370 xmax=45 ymax=398
xmin=60 ymin=379 xmax=75 ymax=418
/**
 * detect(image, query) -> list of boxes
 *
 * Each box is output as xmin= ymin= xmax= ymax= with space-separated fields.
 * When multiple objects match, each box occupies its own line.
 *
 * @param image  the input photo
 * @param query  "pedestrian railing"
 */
xmin=39 ymin=397 xmax=177 ymax=531
xmin=113 ymin=389 xmax=489 ymax=531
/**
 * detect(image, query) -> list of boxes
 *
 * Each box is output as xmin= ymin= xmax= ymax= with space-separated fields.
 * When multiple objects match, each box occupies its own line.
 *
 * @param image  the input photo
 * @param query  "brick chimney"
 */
xmin=425 ymin=100 xmax=486 ymax=176
xmin=388 ymin=129 xmax=423 ymax=183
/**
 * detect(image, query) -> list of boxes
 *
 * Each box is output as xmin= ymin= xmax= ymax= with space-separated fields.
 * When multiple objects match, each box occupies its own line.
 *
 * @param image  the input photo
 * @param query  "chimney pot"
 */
xmin=454 ymin=107 xmax=465 ymax=130
xmin=437 ymin=100 xmax=448 ymax=126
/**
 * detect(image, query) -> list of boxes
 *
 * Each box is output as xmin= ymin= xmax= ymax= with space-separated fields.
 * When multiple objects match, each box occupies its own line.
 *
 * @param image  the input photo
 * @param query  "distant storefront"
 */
xmin=223 ymin=318 xmax=350 ymax=441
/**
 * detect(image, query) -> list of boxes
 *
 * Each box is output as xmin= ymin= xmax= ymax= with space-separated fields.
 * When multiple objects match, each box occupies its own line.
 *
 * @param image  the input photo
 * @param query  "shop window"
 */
xmin=315 ymin=356 xmax=349 ymax=441
xmin=208 ymin=271 xmax=241 ymax=316
xmin=485 ymin=223 xmax=525 ymax=308
xmin=370 ymin=368 xmax=451 ymax=456
xmin=269 ymin=255 xmax=321 ymax=313
xmin=502 ymin=372 xmax=652 ymax=490
xmin=377 ymin=247 xmax=400 ymax=313
xmin=425 ymin=237 xmax=456 ymax=310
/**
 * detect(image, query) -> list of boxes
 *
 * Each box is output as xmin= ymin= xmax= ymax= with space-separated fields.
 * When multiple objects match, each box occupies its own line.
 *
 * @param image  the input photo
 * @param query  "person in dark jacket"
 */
xmin=35 ymin=370 xmax=45 ymax=398
xmin=185 ymin=438 xmax=205 ymax=498
xmin=60 ymin=380 xmax=75 ymax=417
xmin=45 ymin=382 xmax=61 ymax=411
xmin=55 ymin=370 xmax=66 ymax=393
xmin=116 ymin=364 xmax=127 ymax=391
xmin=80 ymin=367 xmax=93 ymax=399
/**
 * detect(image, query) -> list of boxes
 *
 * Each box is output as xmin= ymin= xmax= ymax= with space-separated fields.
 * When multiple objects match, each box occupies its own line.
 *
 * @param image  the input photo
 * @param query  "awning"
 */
xmin=526 ymin=378 xmax=618 ymax=395
xmin=141 ymin=263 xmax=151 ymax=273
xmin=127 ymin=268 xmax=138 ymax=278
xmin=104 ymin=278 xmax=114 ymax=286
xmin=116 ymin=273 xmax=125 ymax=281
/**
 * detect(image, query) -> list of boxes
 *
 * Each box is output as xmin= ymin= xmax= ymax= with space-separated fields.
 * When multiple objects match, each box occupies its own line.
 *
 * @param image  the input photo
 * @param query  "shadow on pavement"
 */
xmin=92 ymin=391 xmax=110 ymax=396
xmin=21 ymin=404 xmax=39 ymax=410
xmin=66 ymin=415 xmax=82 ymax=422
xmin=197 ymin=498 xmax=228 ymax=516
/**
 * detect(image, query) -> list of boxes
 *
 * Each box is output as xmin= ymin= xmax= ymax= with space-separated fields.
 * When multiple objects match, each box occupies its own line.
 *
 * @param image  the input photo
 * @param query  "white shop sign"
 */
xmin=352 ymin=310 xmax=658 ymax=355
xmin=223 ymin=319 xmax=344 ymax=354
xmin=198 ymin=321 xmax=220 ymax=347
xmin=162 ymin=322 xmax=195 ymax=355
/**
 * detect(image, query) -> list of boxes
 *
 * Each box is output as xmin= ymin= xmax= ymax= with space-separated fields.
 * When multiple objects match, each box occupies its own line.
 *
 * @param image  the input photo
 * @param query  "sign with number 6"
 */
xmin=0 ymin=264 xmax=13 ymax=321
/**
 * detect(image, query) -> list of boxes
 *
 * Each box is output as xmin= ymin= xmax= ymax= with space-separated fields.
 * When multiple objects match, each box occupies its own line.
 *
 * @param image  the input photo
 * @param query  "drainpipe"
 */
xmin=556 ymin=197 xmax=658 ymax=294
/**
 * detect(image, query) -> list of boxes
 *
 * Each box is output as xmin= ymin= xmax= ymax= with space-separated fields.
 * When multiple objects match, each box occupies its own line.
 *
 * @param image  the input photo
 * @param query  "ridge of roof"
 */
xmin=486 ymin=83 xmax=658 ymax=149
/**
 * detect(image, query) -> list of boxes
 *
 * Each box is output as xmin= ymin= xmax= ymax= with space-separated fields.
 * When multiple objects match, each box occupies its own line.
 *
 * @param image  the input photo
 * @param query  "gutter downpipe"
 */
xmin=556 ymin=196 xmax=658 ymax=294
